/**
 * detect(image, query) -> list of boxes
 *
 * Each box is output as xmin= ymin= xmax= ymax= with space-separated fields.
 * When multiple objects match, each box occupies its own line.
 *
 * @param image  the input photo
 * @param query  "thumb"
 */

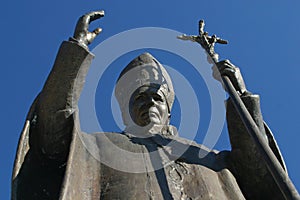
xmin=87 ymin=28 xmax=102 ymax=44
xmin=93 ymin=27 xmax=102 ymax=35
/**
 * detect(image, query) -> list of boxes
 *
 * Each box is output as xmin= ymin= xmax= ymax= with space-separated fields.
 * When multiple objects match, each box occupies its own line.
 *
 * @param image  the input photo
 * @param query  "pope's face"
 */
xmin=129 ymin=86 xmax=169 ymax=127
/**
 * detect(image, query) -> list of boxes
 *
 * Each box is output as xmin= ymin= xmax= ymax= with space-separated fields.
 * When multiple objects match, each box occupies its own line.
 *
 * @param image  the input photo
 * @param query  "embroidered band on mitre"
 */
xmin=115 ymin=53 xmax=175 ymax=125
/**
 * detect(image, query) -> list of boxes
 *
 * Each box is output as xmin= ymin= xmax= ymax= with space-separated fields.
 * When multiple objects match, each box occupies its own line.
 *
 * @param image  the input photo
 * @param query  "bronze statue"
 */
xmin=12 ymin=11 xmax=298 ymax=200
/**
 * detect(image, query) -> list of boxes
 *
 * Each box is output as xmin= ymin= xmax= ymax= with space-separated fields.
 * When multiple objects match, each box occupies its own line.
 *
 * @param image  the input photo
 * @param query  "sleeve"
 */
xmin=29 ymin=41 xmax=94 ymax=162
xmin=226 ymin=92 xmax=286 ymax=199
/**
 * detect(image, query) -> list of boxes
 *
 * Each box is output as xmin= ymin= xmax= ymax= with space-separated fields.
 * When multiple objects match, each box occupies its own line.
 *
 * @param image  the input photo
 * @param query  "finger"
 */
xmin=78 ymin=10 xmax=104 ymax=25
xmin=86 ymin=10 xmax=105 ymax=23
xmin=217 ymin=60 xmax=231 ymax=67
xmin=93 ymin=27 xmax=102 ymax=35
xmin=217 ymin=59 xmax=232 ymax=66
xmin=222 ymin=60 xmax=236 ymax=69
xmin=213 ymin=64 xmax=235 ymax=81
xmin=216 ymin=61 xmax=235 ymax=72
xmin=76 ymin=15 xmax=90 ymax=31
xmin=223 ymin=59 xmax=231 ymax=65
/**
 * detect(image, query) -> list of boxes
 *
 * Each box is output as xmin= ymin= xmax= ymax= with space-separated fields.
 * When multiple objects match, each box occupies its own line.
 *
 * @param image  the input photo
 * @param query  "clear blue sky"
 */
xmin=1 ymin=0 xmax=300 ymax=199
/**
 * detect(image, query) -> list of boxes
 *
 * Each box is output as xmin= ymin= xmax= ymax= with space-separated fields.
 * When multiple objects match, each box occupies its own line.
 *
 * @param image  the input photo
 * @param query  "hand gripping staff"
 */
xmin=177 ymin=20 xmax=300 ymax=200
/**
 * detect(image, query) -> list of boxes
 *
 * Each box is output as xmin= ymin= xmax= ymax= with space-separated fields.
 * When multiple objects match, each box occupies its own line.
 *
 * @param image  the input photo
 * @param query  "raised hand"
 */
xmin=72 ymin=10 xmax=105 ymax=48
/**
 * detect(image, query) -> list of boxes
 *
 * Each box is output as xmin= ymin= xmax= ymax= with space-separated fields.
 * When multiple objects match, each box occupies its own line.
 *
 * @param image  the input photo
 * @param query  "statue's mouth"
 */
xmin=140 ymin=109 xmax=159 ymax=121
xmin=148 ymin=111 xmax=159 ymax=119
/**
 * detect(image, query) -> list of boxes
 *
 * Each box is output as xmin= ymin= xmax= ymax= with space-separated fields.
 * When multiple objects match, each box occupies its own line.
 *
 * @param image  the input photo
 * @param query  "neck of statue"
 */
xmin=124 ymin=123 xmax=178 ymax=138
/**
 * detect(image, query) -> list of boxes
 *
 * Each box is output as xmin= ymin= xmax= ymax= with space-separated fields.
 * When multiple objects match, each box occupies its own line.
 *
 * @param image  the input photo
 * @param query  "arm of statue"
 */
xmin=213 ymin=60 xmax=286 ymax=199
xmin=30 ymin=11 xmax=104 ymax=162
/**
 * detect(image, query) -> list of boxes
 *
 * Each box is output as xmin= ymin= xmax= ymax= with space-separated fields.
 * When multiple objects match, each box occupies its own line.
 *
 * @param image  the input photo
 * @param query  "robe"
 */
xmin=12 ymin=41 xmax=287 ymax=200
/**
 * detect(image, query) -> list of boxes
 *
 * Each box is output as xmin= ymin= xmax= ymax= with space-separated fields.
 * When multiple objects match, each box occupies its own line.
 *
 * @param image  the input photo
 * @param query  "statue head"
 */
xmin=115 ymin=53 xmax=175 ymax=129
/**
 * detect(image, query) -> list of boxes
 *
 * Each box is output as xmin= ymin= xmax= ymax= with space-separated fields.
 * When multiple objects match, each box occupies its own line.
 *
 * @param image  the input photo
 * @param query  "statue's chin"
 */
xmin=124 ymin=121 xmax=166 ymax=138
xmin=136 ymin=121 xmax=159 ymax=128
xmin=132 ymin=117 xmax=161 ymax=127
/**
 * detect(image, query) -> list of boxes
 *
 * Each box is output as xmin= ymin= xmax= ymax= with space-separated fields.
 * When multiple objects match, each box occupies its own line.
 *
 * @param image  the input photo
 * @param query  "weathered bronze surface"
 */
xmin=12 ymin=11 xmax=292 ymax=200
xmin=179 ymin=20 xmax=300 ymax=200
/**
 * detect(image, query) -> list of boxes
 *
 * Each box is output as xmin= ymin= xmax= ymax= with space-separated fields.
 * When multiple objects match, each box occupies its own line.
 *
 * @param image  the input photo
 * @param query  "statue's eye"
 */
xmin=153 ymin=94 xmax=163 ymax=102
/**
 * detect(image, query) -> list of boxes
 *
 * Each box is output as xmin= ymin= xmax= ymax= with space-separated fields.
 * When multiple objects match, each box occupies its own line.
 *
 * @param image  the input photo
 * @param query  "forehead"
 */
xmin=134 ymin=85 xmax=165 ymax=97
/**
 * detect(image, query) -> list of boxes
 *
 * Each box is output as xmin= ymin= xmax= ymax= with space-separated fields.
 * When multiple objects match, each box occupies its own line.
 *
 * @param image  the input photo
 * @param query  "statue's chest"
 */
xmin=98 ymin=141 xmax=244 ymax=200
xmin=76 ymin=133 xmax=244 ymax=199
